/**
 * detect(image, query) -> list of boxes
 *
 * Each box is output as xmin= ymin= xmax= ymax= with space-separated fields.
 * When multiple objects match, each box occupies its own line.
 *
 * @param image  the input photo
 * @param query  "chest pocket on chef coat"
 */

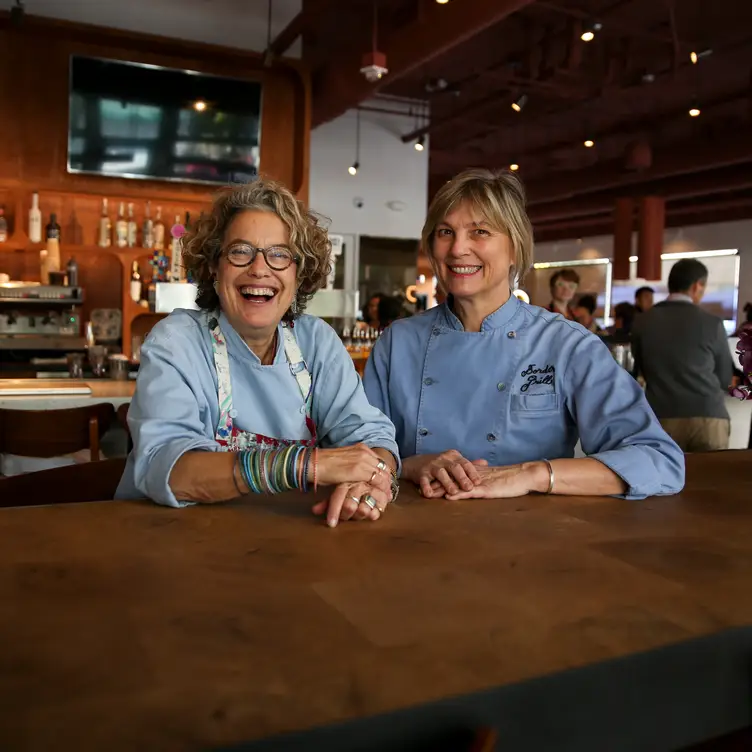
xmin=510 ymin=392 xmax=560 ymax=414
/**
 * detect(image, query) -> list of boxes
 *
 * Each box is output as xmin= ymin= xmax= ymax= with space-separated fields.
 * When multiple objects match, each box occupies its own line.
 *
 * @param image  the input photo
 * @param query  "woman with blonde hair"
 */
xmin=364 ymin=167 xmax=684 ymax=501
xmin=117 ymin=177 xmax=399 ymax=525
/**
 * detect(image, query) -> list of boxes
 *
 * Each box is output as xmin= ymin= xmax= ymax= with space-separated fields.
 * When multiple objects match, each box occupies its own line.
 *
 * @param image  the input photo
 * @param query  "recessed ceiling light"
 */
xmin=689 ymin=107 xmax=701 ymax=117
xmin=510 ymin=163 xmax=519 ymax=171
xmin=436 ymin=0 xmax=449 ymax=4
xmin=584 ymin=139 xmax=595 ymax=148
xmin=193 ymin=100 xmax=207 ymax=112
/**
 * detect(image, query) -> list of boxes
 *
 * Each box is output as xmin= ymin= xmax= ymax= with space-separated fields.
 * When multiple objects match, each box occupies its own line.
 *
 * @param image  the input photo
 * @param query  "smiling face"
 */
xmin=430 ymin=200 xmax=514 ymax=311
xmin=215 ymin=210 xmax=298 ymax=343
xmin=551 ymin=276 xmax=578 ymax=304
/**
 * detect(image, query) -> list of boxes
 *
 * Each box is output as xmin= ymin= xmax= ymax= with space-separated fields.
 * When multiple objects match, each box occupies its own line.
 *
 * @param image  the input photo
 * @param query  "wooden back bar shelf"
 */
xmin=0 ymin=11 xmax=311 ymax=359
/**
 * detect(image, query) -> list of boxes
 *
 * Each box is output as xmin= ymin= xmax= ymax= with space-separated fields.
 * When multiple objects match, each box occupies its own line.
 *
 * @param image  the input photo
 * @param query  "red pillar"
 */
xmin=637 ymin=196 xmax=665 ymax=281
xmin=612 ymin=197 xmax=633 ymax=281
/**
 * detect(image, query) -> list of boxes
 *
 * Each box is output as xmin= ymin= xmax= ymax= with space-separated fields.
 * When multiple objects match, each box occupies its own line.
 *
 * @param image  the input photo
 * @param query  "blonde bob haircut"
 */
xmin=182 ymin=176 xmax=332 ymax=320
xmin=421 ymin=167 xmax=534 ymax=287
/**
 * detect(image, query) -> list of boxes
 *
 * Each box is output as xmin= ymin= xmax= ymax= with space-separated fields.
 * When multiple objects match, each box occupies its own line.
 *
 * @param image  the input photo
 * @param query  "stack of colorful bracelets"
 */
xmin=234 ymin=445 xmax=318 ymax=495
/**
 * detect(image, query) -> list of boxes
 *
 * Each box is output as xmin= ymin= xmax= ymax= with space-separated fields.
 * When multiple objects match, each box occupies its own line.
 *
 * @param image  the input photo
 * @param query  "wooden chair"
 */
xmin=0 ymin=457 xmax=126 ymax=507
xmin=117 ymin=403 xmax=132 ymax=453
xmin=0 ymin=403 xmax=116 ymax=462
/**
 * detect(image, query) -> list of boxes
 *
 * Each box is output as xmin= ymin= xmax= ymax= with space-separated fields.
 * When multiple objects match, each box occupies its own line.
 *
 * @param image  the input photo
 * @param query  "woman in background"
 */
xmin=117 ymin=178 xmax=399 ymax=526
xmin=364 ymin=167 xmax=684 ymax=502
xmin=358 ymin=292 xmax=384 ymax=330
xmin=547 ymin=268 xmax=579 ymax=319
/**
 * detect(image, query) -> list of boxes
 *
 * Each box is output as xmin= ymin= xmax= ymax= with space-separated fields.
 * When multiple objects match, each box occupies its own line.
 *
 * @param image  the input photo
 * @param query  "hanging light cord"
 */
xmin=267 ymin=0 xmax=273 ymax=49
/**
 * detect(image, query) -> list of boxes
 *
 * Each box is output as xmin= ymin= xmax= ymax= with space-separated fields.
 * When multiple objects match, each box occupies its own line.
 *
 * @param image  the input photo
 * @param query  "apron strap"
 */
xmin=282 ymin=323 xmax=313 ymax=406
xmin=208 ymin=314 xmax=235 ymax=440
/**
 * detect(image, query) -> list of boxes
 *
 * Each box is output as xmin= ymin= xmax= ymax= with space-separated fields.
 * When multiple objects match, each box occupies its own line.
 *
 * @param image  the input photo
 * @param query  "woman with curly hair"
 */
xmin=116 ymin=178 xmax=399 ymax=525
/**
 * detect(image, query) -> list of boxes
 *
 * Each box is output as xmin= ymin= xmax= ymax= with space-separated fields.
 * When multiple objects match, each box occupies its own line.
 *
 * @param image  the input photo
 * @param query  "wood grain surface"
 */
xmin=0 ymin=450 xmax=750 ymax=750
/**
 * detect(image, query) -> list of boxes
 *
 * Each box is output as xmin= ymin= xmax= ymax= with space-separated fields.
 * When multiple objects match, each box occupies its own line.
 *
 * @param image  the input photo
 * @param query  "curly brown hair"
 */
xmin=182 ymin=177 xmax=332 ymax=320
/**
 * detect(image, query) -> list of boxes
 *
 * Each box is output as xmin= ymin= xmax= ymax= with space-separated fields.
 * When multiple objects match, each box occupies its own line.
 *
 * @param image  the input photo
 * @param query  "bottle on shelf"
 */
xmin=130 ymin=260 xmax=142 ymax=303
xmin=115 ymin=201 xmax=128 ymax=248
xmin=126 ymin=202 xmax=138 ymax=248
xmin=28 ymin=192 xmax=42 ymax=243
xmin=98 ymin=197 xmax=112 ymax=247
xmin=153 ymin=205 xmax=165 ymax=250
xmin=0 ymin=206 xmax=7 ymax=243
xmin=45 ymin=212 xmax=62 ymax=272
xmin=142 ymin=201 xmax=155 ymax=249
xmin=66 ymin=257 xmax=79 ymax=287
xmin=170 ymin=213 xmax=185 ymax=282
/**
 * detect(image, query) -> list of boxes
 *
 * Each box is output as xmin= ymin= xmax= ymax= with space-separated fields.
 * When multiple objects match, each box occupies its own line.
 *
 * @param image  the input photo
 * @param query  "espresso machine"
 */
xmin=0 ymin=282 xmax=86 ymax=376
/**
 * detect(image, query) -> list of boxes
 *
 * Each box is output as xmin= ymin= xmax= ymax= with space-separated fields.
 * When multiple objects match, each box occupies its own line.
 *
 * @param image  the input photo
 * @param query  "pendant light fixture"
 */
xmin=349 ymin=109 xmax=361 ymax=175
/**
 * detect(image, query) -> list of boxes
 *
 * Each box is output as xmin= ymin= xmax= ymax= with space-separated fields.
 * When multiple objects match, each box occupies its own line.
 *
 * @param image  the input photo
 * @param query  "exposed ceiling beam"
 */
xmin=264 ymin=0 xmax=337 ymax=60
xmin=524 ymin=131 xmax=752 ymax=206
xmin=311 ymin=0 xmax=536 ymax=127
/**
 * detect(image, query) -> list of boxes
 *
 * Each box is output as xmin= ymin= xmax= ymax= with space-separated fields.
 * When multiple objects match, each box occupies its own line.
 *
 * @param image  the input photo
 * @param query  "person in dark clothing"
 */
xmin=571 ymin=294 xmax=603 ymax=334
xmin=635 ymin=286 xmax=654 ymax=313
xmin=632 ymin=258 xmax=735 ymax=452
xmin=377 ymin=295 xmax=407 ymax=328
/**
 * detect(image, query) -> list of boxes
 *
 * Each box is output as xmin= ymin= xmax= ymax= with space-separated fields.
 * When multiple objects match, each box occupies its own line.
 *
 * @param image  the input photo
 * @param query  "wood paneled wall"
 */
xmin=0 ymin=11 xmax=311 ymax=324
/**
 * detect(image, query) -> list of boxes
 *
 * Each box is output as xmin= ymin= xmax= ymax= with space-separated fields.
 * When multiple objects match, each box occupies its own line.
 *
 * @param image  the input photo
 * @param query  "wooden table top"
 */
xmin=0 ymin=451 xmax=750 ymax=750
xmin=0 ymin=378 xmax=135 ymax=399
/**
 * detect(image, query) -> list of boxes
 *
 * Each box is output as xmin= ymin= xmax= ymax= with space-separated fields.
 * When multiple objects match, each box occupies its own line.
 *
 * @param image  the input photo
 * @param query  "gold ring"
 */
xmin=369 ymin=470 xmax=378 ymax=484
xmin=361 ymin=494 xmax=377 ymax=510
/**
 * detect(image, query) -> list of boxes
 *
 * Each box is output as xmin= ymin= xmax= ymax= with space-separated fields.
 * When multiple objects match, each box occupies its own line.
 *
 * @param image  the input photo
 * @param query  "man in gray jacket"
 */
xmin=632 ymin=258 xmax=734 ymax=452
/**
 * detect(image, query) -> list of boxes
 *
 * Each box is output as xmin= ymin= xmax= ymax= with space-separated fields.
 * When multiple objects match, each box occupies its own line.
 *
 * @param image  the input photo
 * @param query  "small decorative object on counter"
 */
xmin=108 ymin=353 xmax=130 ymax=381
xmin=29 ymin=192 xmax=42 ymax=243
xmin=729 ymin=326 xmax=752 ymax=400
xmin=0 ymin=205 xmax=7 ymax=242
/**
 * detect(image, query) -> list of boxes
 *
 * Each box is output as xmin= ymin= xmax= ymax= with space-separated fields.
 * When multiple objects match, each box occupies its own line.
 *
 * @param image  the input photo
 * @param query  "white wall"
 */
xmin=534 ymin=219 xmax=752 ymax=324
xmin=2 ymin=0 xmax=302 ymax=55
xmin=309 ymin=101 xmax=429 ymax=239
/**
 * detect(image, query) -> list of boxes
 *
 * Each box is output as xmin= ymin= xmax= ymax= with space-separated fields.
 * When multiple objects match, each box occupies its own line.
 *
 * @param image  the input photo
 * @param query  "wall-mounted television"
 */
xmin=68 ymin=56 xmax=262 ymax=185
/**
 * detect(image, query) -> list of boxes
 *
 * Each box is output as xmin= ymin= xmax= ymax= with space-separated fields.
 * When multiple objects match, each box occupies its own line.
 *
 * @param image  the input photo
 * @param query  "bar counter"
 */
xmin=0 ymin=451 xmax=750 ymax=751
xmin=0 ymin=378 xmax=135 ymax=409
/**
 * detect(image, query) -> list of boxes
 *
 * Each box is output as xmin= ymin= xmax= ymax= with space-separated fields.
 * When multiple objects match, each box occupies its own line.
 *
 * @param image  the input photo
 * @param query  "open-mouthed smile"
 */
xmin=238 ymin=285 xmax=278 ymax=304
xmin=447 ymin=265 xmax=482 ymax=277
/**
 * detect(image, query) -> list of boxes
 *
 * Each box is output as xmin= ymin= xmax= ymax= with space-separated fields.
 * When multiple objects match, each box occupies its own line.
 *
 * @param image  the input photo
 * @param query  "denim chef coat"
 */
xmin=116 ymin=309 xmax=399 ymax=507
xmin=363 ymin=295 xmax=685 ymax=500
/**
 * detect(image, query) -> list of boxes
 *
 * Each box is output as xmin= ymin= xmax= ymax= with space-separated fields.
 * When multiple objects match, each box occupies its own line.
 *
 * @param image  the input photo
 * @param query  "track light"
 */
xmin=580 ymin=21 xmax=602 ymax=42
xmin=688 ymin=107 xmax=701 ymax=117
xmin=690 ymin=51 xmax=698 ymax=64
xmin=436 ymin=0 xmax=449 ymax=4
xmin=414 ymin=136 xmax=425 ymax=151
xmin=511 ymin=94 xmax=528 ymax=112
xmin=348 ymin=161 xmax=359 ymax=175
xmin=509 ymin=163 xmax=519 ymax=171
xmin=584 ymin=139 xmax=595 ymax=148
xmin=690 ymin=48 xmax=713 ymax=64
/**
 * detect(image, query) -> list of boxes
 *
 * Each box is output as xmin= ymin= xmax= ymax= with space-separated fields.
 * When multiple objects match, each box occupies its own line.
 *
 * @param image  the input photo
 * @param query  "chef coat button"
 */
xmin=229 ymin=409 xmax=238 ymax=418
xmin=432 ymin=328 xmax=441 ymax=336
xmin=486 ymin=433 xmax=496 ymax=442
xmin=497 ymin=382 xmax=506 ymax=391
xmin=507 ymin=331 xmax=516 ymax=339
xmin=419 ymin=428 xmax=429 ymax=436
xmin=424 ymin=377 xmax=434 ymax=386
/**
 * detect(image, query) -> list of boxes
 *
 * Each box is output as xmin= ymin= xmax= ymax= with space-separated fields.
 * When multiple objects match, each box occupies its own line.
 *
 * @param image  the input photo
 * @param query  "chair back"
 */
xmin=0 ymin=403 xmax=116 ymax=460
xmin=0 ymin=457 xmax=126 ymax=507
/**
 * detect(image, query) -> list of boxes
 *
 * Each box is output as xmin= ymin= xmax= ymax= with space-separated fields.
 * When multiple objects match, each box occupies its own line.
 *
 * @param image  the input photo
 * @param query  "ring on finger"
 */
xmin=361 ymin=494 xmax=377 ymax=510
xmin=349 ymin=495 xmax=361 ymax=506
xmin=376 ymin=460 xmax=387 ymax=472
xmin=369 ymin=470 xmax=378 ymax=484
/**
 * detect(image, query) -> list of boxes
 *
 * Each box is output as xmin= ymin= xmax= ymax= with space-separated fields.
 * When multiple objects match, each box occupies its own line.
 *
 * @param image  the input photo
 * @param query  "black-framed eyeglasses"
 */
xmin=222 ymin=244 xmax=300 ymax=271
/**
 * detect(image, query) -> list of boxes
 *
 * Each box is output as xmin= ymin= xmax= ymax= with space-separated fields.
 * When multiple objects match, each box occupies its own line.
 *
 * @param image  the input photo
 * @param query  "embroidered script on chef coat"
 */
xmin=519 ymin=363 xmax=556 ymax=393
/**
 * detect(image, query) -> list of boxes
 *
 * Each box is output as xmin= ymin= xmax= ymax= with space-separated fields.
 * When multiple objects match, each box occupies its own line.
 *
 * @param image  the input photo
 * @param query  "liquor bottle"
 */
xmin=45 ymin=213 xmax=62 ymax=272
xmin=114 ymin=202 xmax=128 ymax=248
xmin=126 ymin=202 xmax=138 ymax=248
xmin=130 ymin=260 xmax=142 ymax=303
xmin=28 ymin=192 xmax=42 ymax=243
xmin=98 ymin=198 xmax=112 ymax=247
xmin=0 ymin=206 xmax=7 ymax=243
xmin=142 ymin=201 xmax=155 ymax=249
xmin=153 ymin=206 xmax=165 ymax=250
xmin=170 ymin=214 xmax=185 ymax=282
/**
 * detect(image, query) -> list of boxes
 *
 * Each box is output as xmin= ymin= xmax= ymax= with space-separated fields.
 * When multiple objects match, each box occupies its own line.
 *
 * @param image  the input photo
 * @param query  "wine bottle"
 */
xmin=115 ymin=202 xmax=128 ymax=248
xmin=142 ymin=201 xmax=155 ymax=249
xmin=126 ymin=202 xmax=138 ymax=248
xmin=153 ymin=206 xmax=165 ymax=250
xmin=98 ymin=198 xmax=112 ymax=247
xmin=45 ymin=213 xmax=62 ymax=272
xmin=28 ymin=192 xmax=42 ymax=243
xmin=130 ymin=260 xmax=142 ymax=303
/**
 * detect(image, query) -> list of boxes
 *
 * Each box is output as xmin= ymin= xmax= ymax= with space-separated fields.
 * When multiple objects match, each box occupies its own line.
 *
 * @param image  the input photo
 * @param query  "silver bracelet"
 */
xmin=541 ymin=458 xmax=555 ymax=494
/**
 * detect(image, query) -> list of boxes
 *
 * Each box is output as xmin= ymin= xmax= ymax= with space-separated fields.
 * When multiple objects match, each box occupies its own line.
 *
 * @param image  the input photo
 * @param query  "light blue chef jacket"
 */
xmin=116 ymin=309 xmax=399 ymax=507
xmin=363 ymin=295 xmax=685 ymax=500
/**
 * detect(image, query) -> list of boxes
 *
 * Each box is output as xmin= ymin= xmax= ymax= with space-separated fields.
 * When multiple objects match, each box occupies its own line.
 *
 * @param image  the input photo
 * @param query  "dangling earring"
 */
xmin=213 ymin=279 xmax=219 ymax=291
xmin=290 ymin=297 xmax=299 ymax=317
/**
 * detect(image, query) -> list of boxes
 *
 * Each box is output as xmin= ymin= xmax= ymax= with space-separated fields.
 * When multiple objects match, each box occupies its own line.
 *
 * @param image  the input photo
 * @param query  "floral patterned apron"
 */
xmin=208 ymin=315 xmax=317 ymax=451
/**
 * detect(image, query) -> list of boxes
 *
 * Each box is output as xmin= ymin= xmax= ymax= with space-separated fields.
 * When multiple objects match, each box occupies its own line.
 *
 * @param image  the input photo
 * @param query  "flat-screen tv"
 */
xmin=68 ymin=56 xmax=262 ymax=185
